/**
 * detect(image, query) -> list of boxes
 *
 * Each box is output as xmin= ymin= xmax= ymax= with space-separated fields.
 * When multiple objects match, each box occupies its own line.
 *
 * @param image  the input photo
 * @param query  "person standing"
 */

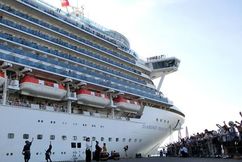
xmin=22 ymin=138 xmax=34 ymax=162
xmin=85 ymin=137 xmax=92 ymax=162
xmin=45 ymin=141 xmax=52 ymax=162
xmin=95 ymin=141 xmax=102 ymax=161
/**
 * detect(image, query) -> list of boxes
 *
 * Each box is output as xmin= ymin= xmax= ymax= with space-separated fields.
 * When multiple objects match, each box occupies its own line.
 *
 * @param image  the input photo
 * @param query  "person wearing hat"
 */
xmin=85 ymin=137 xmax=92 ymax=162
xmin=22 ymin=138 xmax=34 ymax=162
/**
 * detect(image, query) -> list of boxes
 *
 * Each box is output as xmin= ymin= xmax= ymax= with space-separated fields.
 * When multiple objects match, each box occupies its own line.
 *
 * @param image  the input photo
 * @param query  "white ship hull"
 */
xmin=0 ymin=105 xmax=184 ymax=162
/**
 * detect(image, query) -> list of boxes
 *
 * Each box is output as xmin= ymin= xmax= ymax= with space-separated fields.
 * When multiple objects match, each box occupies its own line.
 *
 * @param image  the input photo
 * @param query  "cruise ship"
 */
xmin=0 ymin=0 xmax=185 ymax=161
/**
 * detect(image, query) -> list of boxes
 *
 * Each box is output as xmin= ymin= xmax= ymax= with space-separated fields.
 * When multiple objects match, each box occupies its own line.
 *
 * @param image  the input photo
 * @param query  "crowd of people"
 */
xmin=85 ymin=137 xmax=121 ymax=162
xmin=166 ymin=112 xmax=242 ymax=158
xmin=22 ymin=139 xmax=52 ymax=162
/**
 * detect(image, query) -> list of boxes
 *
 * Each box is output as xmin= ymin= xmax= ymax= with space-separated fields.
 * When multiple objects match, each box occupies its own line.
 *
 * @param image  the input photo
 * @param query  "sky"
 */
xmin=43 ymin=0 xmax=242 ymax=142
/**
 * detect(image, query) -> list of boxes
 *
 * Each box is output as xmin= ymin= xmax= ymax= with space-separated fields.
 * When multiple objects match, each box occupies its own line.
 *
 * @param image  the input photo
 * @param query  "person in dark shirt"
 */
xmin=95 ymin=141 xmax=102 ymax=161
xmin=85 ymin=137 xmax=92 ymax=162
xmin=45 ymin=141 xmax=52 ymax=162
xmin=22 ymin=138 xmax=34 ymax=162
xmin=124 ymin=145 xmax=128 ymax=158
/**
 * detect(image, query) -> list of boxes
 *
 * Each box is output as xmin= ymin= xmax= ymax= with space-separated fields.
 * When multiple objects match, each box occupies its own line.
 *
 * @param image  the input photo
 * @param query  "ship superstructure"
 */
xmin=0 ymin=0 xmax=185 ymax=161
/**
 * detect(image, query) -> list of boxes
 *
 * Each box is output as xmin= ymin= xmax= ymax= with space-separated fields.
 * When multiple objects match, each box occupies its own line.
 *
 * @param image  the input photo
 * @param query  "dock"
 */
xmin=59 ymin=156 xmax=242 ymax=162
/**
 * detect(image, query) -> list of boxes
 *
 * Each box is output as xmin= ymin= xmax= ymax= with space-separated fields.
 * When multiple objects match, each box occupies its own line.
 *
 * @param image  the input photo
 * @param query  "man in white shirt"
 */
xmin=180 ymin=145 xmax=188 ymax=157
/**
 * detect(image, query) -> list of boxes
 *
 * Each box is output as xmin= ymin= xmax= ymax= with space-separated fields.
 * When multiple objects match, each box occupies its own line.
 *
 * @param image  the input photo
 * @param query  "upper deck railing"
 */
xmin=19 ymin=0 xmax=137 ymax=58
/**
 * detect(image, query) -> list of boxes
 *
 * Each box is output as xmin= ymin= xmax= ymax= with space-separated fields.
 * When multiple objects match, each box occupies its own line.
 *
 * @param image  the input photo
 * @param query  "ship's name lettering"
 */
xmin=142 ymin=124 xmax=157 ymax=130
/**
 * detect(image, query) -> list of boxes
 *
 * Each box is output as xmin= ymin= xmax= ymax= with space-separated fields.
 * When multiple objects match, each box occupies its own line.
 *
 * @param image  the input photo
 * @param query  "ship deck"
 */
xmin=59 ymin=156 xmax=242 ymax=162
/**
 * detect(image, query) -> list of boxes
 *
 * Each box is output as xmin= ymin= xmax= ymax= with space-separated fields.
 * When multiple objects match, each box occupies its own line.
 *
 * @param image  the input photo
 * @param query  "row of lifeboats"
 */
xmin=0 ymin=74 xmax=141 ymax=112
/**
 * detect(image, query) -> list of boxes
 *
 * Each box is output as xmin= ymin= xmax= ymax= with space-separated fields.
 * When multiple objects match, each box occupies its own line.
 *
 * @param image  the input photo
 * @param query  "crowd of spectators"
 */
xmin=166 ymin=112 xmax=242 ymax=159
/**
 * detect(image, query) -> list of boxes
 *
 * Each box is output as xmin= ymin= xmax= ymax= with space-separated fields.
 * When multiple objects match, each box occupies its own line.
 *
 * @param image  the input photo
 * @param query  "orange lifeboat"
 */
xmin=0 ymin=71 xmax=5 ymax=86
xmin=77 ymin=89 xmax=110 ymax=107
xmin=114 ymin=96 xmax=141 ymax=112
xmin=20 ymin=75 xmax=67 ymax=101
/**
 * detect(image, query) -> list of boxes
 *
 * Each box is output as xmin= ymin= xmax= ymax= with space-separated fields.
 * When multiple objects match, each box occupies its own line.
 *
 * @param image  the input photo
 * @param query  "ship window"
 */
xmin=108 ymin=137 xmax=112 ymax=142
xmin=101 ymin=137 xmax=104 ymax=141
xmin=116 ymin=138 xmax=119 ymax=142
xmin=73 ymin=136 xmax=77 ymax=141
xmin=8 ymin=133 xmax=14 ymax=139
xmin=122 ymin=138 xmax=126 ymax=142
xmin=160 ymin=119 xmax=162 ymax=122
xmin=62 ymin=135 xmax=67 ymax=140
xmin=50 ymin=135 xmax=55 ymax=140
xmin=83 ymin=136 xmax=87 ymax=141
xmin=71 ymin=142 xmax=76 ymax=148
xmin=23 ymin=134 xmax=29 ymax=139
xmin=92 ymin=137 xmax=96 ymax=141
xmin=156 ymin=118 xmax=158 ymax=122
xmin=139 ymin=139 xmax=142 ymax=143
xmin=77 ymin=143 xmax=81 ymax=148
xmin=134 ymin=139 xmax=137 ymax=142
xmin=39 ymin=80 xmax=44 ymax=85
xmin=37 ymin=134 xmax=43 ymax=140
xmin=128 ymin=138 xmax=132 ymax=142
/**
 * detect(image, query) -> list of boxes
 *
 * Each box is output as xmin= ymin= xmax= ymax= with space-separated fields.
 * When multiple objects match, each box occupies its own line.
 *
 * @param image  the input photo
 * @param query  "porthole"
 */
xmin=50 ymin=135 xmax=55 ymax=140
xmin=71 ymin=142 xmax=76 ymax=148
xmin=83 ymin=136 xmax=87 ymax=141
xmin=62 ymin=135 xmax=67 ymax=140
xmin=37 ymin=134 xmax=43 ymax=140
xmin=23 ymin=134 xmax=29 ymax=139
xmin=8 ymin=133 xmax=14 ymax=139
xmin=101 ymin=137 xmax=104 ymax=141
xmin=77 ymin=143 xmax=81 ymax=148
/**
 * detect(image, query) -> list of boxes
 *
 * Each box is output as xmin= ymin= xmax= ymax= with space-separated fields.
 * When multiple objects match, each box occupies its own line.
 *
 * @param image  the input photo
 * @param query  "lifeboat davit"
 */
xmin=77 ymin=89 xmax=110 ymax=107
xmin=20 ymin=75 xmax=67 ymax=101
xmin=0 ymin=72 xmax=5 ymax=86
xmin=114 ymin=96 xmax=141 ymax=112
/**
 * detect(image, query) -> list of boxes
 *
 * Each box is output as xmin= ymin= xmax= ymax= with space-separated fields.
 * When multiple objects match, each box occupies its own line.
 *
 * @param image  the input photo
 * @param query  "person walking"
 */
xmin=22 ymin=138 xmax=34 ymax=162
xmin=124 ymin=145 xmax=128 ymax=158
xmin=85 ymin=137 xmax=92 ymax=162
xmin=45 ymin=141 xmax=52 ymax=162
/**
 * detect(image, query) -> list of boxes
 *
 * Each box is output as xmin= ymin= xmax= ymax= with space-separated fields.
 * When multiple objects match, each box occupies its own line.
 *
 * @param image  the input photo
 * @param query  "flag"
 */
xmin=61 ymin=0 xmax=70 ymax=7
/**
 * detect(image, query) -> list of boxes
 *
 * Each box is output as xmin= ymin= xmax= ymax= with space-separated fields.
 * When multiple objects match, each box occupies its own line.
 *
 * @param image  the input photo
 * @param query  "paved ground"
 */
xmin=109 ymin=157 xmax=242 ymax=162
xmin=62 ymin=156 xmax=242 ymax=162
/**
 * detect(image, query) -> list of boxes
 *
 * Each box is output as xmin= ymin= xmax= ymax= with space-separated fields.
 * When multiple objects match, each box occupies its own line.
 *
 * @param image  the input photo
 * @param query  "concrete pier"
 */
xmin=59 ymin=156 xmax=242 ymax=162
